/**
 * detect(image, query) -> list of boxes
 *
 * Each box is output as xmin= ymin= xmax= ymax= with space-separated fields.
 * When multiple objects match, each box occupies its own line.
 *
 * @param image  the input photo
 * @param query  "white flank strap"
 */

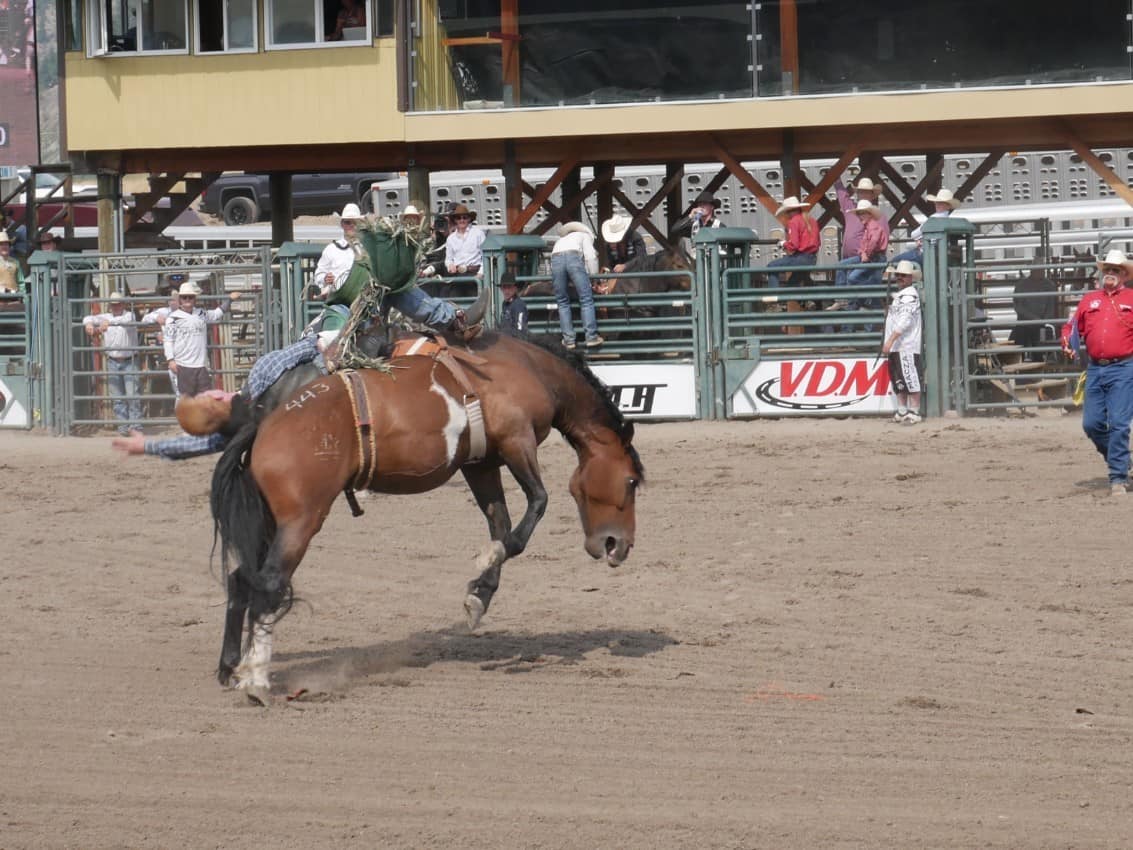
xmin=465 ymin=397 xmax=486 ymax=462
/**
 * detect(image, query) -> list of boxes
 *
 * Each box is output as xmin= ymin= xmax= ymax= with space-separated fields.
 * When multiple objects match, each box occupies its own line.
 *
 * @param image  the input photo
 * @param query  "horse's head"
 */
xmin=569 ymin=424 xmax=642 ymax=567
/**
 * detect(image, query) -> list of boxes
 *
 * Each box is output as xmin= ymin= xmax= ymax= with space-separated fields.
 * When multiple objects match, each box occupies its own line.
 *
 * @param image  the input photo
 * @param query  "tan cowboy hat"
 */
xmin=447 ymin=203 xmax=477 ymax=222
xmin=109 ymin=291 xmax=127 ymax=302
xmin=178 ymin=281 xmax=202 ymax=297
xmin=0 ymin=232 xmax=9 ymax=244
xmin=1097 ymin=248 xmax=1133 ymax=273
xmin=925 ymin=188 xmax=962 ymax=208
xmin=601 ymin=214 xmax=632 ymax=243
xmin=559 ymin=221 xmax=594 ymax=238
xmin=853 ymin=198 xmax=881 ymax=218
xmin=774 ymin=196 xmax=811 ymax=217
xmin=401 ymin=203 xmax=423 ymax=218
xmin=892 ymin=259 xmax=922 ymax=280
xmin=853 ymin=177 xmax=880 ymax=196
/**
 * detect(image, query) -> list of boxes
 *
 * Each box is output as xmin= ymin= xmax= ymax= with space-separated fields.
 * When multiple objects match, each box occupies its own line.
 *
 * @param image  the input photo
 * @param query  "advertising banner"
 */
xmin=731 ymin=356 xmax=898 ymax=416
xmin=0 ymin=1 xmax=37 ymax=167
xmin=590 ymin=363 xmax=696 ymax=420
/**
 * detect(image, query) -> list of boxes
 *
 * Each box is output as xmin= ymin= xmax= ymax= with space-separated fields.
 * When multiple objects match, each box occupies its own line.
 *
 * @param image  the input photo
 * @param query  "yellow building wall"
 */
xmin=65 ymin=41 xmax=404 ymax=150
xmin=414 ymin=0 xmax=459 ymax=112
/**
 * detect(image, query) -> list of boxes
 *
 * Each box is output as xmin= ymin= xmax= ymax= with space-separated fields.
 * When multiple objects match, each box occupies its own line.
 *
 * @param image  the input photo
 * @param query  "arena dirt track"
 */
xmin=2 ymin=414 xmax=1133 ymax=849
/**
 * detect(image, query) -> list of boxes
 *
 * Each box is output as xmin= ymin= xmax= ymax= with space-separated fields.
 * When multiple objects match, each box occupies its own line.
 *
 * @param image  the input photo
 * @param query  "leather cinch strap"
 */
xmin=338 ymin=370 xmax=377 ymax=491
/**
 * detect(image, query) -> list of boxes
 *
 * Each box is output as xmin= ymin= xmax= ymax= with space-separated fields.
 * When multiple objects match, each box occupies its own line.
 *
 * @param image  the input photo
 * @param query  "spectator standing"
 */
xmin=669 ymin=190 xmax=723 ymax=258
xmin=163 ymin=280 xmax=236 ymax=398
xmin=498 ymin=271 xmax=528 ymax=338
xmin=832 ymin=199 xmax=890 ymax=316
xmin=600 ymin=214 xmax=646 ymax=273
xmin=0 ymin=232 xmax=24 ymax=293
xmin=314 ymin=203 xmax=365 ymax=300
xmin=550 ymin=221 xmax=602 ymax=350
xmin=1060 ymin=249 xmax=1133 ymax=496
xmin=882 ymin=260 xmax=925 ymax=425
xmin=82 ymin=291 xmax=144 ymax=435
xmin=892 ymin=187 xmax=961 ymax=266
xmin=444 ymin=204 xmax=486 ymax=277
xmin=766 ymin=196 xmax=821 ymax=288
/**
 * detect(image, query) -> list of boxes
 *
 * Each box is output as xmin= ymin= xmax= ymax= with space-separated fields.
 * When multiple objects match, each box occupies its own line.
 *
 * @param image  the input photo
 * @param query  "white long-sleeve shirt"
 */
xmin=313 ymin=239 xmax=359 ymax=295
xmin=551 ymin=229 xmax=599 ymax=276
xmin=82 ymin=310 xmax=139 ymax=359
xmin=884 ymin=284 xmax=923 ymax=354
xmin=163 ymin=302 xmax=229 ymax=367
xmin=444 ymin=226 xmax=486 ymax=270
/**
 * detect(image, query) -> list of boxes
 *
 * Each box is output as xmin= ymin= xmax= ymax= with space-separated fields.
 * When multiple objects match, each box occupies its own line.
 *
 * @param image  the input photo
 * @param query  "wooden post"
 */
xmin=665 ymin=162 xmax=683 ymax=239
xmin=503 ymin=140 xmax=522 ymax=233
xmin=269 ymin=173 xmax=293 ymax=248
xmin=500 ymin=0 xmax=520 ymax=106
xmin=780 ymin=0 xmax=799 ymax=95
xmin=96 ymin=170 xmax=122 ymax=255
xmin=561 ymin=165 xmax=582 ymax=223
xmin=595 ymin=161 xmax=614 ymax=267
xmin=407 ymin=165 xmax=430 ymax=211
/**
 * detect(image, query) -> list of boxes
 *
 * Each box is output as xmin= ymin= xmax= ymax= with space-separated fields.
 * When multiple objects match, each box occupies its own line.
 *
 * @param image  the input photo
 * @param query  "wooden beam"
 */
xmin=779 ymin=0 xmax=799 ymax=95
xmin=710 ymin=137 xmax=779 ymax=217
xmin=803 ymin=146 xmax=862 ymax=207
xmin=1061 ymin=122 xmax=1133 ymax=208
xmin=887 ymin=157 xmax=946 ymax=231
xmin=627 ymin=166 xmax=685 ymax=234
xmin=500 ymin=0 xmax=520 ymax=105
xmin=797 ymin=173 xmax=839 ymax=223
xmin=511 ymin=157 xmax=578 ymax=233
xmin=612 ymin=187 xmax=670 ymax=248
xmin=532 ymin=170 xmax=613 ymax=236
xmin=953 ymin=149 xmax=1007 ymax=203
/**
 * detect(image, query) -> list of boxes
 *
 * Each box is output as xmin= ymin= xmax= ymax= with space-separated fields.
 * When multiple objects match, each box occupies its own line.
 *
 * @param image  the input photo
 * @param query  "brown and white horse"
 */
xmin=210 ymin=332 xmax=644 ymax=704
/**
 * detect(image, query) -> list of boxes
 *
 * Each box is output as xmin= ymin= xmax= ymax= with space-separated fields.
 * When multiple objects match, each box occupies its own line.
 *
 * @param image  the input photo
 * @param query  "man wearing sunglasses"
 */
xmin=444 ymin=204 xmax=485 ymax=277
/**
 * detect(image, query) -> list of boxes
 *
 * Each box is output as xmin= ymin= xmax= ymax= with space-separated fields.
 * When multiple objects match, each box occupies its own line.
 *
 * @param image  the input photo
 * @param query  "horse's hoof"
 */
xmin=243 ymin=685 xmax=272 ymax=707
xmin=464 ymin=594 xmax=486 ymax=630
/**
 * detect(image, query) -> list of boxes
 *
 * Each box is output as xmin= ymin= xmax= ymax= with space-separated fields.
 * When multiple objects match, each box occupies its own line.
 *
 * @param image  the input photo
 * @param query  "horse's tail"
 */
xmin=210 ymin=421 xmax=292 ymax=620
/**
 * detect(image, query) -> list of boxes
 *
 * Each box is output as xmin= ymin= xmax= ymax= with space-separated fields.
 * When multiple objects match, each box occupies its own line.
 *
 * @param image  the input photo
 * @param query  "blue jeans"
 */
xmin=107 ymin=356 xmax=141 ymax=431
xmin=551 ymin=252 xmax=598 ymax=343
xmin=387 ymin=286 xmax=457 ymax=329
xmin=766 ymin=252 xmax=817 ymax=288
xmin=1082 ymin=358 xmax=1133 ymax=484
xmin=890 ymin=248 xmax=923 ymax=267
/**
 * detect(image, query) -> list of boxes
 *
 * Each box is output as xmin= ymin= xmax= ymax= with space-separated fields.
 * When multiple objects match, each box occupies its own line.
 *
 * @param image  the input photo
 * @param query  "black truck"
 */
xmin=199 ymin=172 xmax=398 ymax=225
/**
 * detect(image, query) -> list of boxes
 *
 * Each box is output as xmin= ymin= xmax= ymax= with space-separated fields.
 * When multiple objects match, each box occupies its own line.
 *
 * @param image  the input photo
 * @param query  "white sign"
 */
xmin=732 ymin=357 xmax=898 ymax=416
xmin=590 ymin=363 xmax=696 ymax=420
xmin=0 ymin=377 xmax=29 ymax=428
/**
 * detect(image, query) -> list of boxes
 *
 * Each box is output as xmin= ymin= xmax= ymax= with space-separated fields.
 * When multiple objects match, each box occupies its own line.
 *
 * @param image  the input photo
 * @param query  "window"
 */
xmin=196 ymin=0 xmax=258 ymax=53
xmin=266 ymin=0 xmax=371 ymax=48
xmin=88 ymin=0 xmax=188 ymax=56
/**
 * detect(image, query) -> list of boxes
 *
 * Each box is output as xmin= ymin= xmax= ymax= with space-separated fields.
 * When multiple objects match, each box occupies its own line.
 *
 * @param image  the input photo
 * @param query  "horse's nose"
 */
xmin=585 ymin=532 xmax=633 ymax=566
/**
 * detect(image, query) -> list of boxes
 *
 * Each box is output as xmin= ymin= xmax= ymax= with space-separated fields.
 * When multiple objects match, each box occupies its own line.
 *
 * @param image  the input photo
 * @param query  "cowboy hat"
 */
xmin=690 ymin=190 xmax=721 ymax=209
xmin=559 ymin=221 xmax=594 ymax=238
xmin=401 ymin=203 xmax=424 ymax=218
xmin=852 ymin=198 xmax=881 ymax=218
xmin=601 ymin=214 xmax=632 ymax=243
xmin=0 ymin=232 xmax=9 ymax=244
xmin=853 ymin=177 xmax=880 ymax=196
xmin=925 ymin=188 xmax=962 ymax=208
xmin=447 ymin=203 xmax=477 ymax=222
xmin=497 ymin=271 xmax=519 ymax=287
xmin=178 ymin=281 xmax=202 ymax=297
xmin=774 ymin=195 xmax=811 ymax=217
xmin=1097 ymin=248 xmax=1133 ymax=274
xmin=109 ymin=291 xmax=127 ymax=302
xmin=337 ymin=203 xmax=363 ymax=221
xmin=891 ymin=259 xmax=922 ymax=279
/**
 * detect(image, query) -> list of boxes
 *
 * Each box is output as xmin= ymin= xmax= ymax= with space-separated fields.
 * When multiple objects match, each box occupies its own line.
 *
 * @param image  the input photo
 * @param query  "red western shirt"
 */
xmin=1062 ymin=286 xmax=1133 ymax=361
xmin=785 ymin=214 xmax=821 ymax=255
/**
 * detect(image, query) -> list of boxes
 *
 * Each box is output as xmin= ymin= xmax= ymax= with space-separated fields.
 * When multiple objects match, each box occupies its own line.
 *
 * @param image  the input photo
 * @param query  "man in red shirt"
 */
xmin=1061 ymin=249 xmax=1133 ymax=496
xmin=766 ymin=195 xmax=821 ymax=288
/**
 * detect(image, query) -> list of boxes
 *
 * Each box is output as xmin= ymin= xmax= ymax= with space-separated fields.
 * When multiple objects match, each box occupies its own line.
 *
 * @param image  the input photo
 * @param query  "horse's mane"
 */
xmin=526 ymin=334 xmax=646 ymax=482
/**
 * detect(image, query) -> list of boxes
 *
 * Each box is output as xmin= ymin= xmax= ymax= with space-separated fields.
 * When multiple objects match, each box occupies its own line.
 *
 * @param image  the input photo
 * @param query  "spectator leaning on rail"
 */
xmin=444 ymin=203 xmax=486 ymax=277
xmin=551 ymin=221 xmax=603 ymax=350
xmin=1060 ymin=249 xmax=1133 ymax=497
xmin=828 ymin=199 xmax=890 ymax=318
xmin=891 ymin=188 xmax=961 ymax=267
xmin=82 ymin=291 xmax=144 ymax=436
xmin=600 ymin=214 xmax=646 ymax=274
xmin=766 ymin=196 xmax=821 ymax=288
xmin=882 ymin=260 xmax=925 ymax=426
xmin=834 ymin=177 xmax=888 ymax=282
xmin=163 ymin=279 xmax=237 ymax=398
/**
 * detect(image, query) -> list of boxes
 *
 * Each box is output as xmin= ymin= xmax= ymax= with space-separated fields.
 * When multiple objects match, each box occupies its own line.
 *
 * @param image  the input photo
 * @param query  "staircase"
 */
xmin=126 ymin=172 xmax=222 ymax=235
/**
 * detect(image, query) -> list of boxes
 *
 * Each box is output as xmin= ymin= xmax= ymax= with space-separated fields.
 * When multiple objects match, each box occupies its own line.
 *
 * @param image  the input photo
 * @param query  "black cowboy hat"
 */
xmin=690 ymin=190 xmax=721 ymax=209
xmin=497 ymin=272 xmax=518 ymax=287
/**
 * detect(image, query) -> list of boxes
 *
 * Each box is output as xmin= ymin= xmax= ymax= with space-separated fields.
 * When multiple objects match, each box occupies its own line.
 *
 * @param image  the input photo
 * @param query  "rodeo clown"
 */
xmin=882 ymin=259 xmax=925 ymax=426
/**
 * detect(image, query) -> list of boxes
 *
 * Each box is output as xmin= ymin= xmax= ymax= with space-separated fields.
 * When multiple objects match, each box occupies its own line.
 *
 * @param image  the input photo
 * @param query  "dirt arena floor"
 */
xmin=2 ymin=413 xmax=1132 ymax=849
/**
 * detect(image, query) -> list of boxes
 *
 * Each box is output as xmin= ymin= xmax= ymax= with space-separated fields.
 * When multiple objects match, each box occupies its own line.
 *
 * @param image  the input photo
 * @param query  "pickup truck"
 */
xmin=199 ymin=172 xmax=398 ymax=225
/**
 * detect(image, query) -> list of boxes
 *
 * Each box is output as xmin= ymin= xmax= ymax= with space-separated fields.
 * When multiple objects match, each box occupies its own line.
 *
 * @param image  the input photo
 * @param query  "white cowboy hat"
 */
xmin=601 ymin=214 xmax=632 ymax=243
xmin=178 ymin=281 xmax=202 ymax=296
xmin=109 ymin=291 xmax=127 ymax=302
xmin=774 ymin=195 xmax=811 ymax=217
xmin=852 ymin=198 xmax=881 ymax=218
xmin=925 ymin=188 xmax=962 ymax=208
xmin=337 ymin=203 xmax=363 ymax=221
xmin=401 ymin=203 xmax=423 ymax=218
xmin=0 ymin=232 xmax=9 ymax=244
xmin=559 ymin=221 xmax=594 ymax=238
xmin=1097 ymin=248 xmax=1133 ymax=273
xmin=853 ymin=177 xmax=880 ymax=195
xmin=892 ymin=259 xmax=922 ymax=279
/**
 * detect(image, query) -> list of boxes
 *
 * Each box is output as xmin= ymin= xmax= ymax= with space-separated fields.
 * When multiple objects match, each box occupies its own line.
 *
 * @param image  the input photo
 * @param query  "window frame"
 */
xmin=264 ymin=0 xmax=373 ymax=51
xmin=193 ymin=0 xmax=260 ymax=54
xmin=86 ymin=0 xmax=191 ymax=58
